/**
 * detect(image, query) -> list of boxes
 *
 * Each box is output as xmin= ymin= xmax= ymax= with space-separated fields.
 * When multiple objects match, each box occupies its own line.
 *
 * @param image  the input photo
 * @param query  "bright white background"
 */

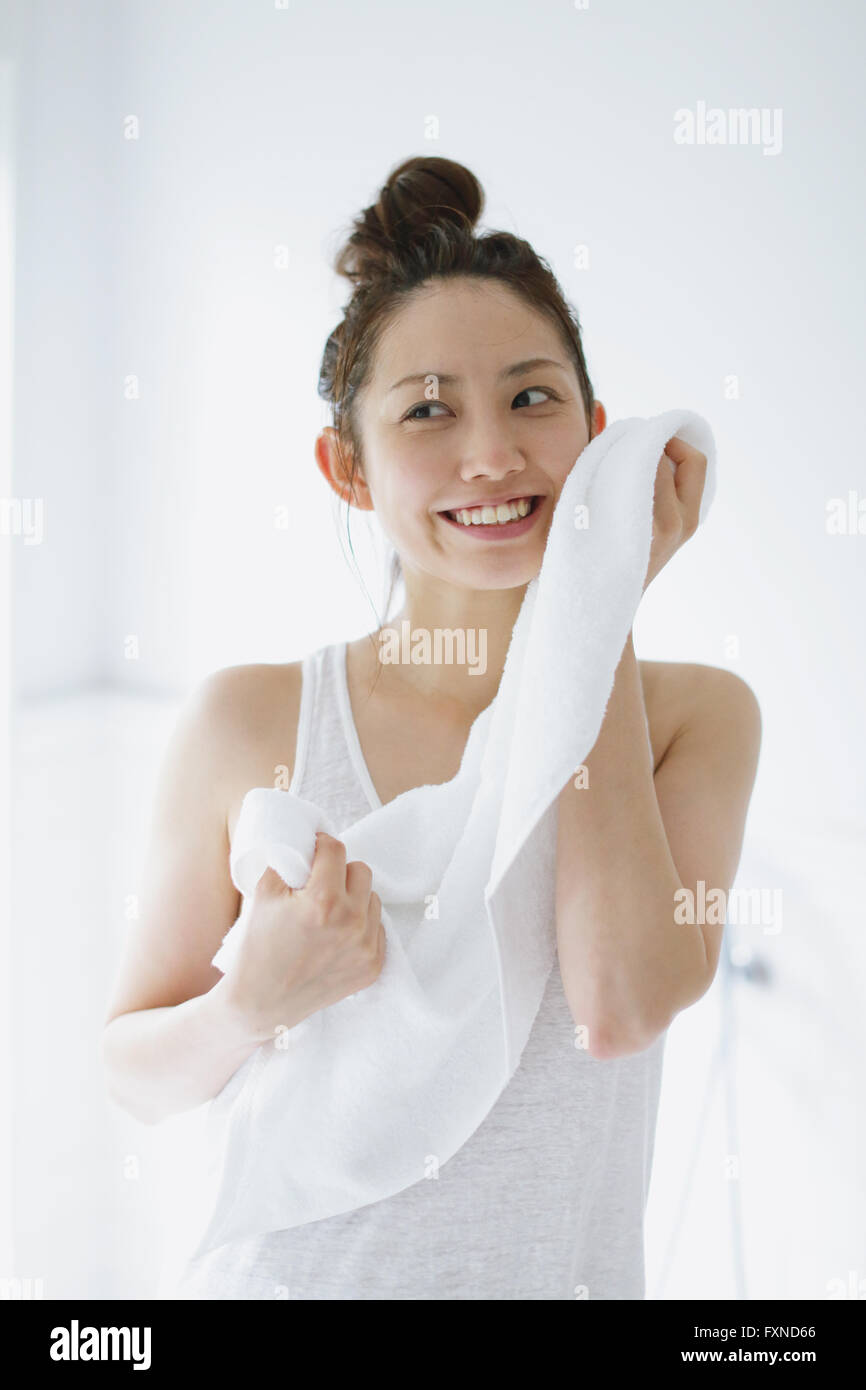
xmin=1 ymin=0 xmax=864 ymax=1300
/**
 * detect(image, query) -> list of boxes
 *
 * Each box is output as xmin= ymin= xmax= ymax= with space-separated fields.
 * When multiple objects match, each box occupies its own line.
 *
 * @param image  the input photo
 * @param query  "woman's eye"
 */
xmin=402 ymin=386 xmax=559 ymax=422
xmin=402 ymin=401 xmax=451 ymax=422
xmin=513 ymin=386 xmax=559 ymax=408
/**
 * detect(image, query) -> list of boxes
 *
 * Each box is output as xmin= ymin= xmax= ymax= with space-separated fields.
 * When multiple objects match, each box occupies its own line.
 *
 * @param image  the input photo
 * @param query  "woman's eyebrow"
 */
xmin=386 ymin=357 xmax=570 ymax=395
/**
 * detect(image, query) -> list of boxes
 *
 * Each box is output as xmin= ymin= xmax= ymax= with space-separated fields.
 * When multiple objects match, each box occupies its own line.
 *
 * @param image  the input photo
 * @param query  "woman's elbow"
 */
xmin=98 ymin=1026 xmax=160 ymax=1126
xmin=582 ymin=1007 xmax=668 ymax=1061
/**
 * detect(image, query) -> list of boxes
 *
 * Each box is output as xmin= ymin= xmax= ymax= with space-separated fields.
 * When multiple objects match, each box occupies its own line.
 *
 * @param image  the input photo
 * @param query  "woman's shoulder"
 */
xmin=186 ymin=661 xmax=306 ymax=835
xmin=638 ymin=659 xmax=760 ymax=772
xmin=194 ymin=659 xmax=304 ymax=715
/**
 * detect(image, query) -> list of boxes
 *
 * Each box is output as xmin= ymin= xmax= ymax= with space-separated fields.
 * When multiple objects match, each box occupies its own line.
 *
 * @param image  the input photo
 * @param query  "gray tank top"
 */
xmin=174 ymin=641 xmax=667 ymax=1300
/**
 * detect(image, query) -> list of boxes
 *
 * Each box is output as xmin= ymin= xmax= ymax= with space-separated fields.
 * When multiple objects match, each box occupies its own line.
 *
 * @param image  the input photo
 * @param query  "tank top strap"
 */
xmin=289 ymin=640 xmax=376 ymax=827
xmin=287 ymin=644 xmax=320 ymax=798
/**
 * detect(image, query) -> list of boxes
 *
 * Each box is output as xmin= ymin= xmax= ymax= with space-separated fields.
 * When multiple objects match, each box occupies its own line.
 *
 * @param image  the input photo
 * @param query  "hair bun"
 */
xmin=334 ymin=156 xmax=485 ymax=285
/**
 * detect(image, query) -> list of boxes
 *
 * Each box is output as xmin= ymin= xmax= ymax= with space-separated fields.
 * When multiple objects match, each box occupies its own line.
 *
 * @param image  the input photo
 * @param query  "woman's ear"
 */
xmin=590 ymin=400 xmax=607 ymax=438
xmin=314 ymin=427 xmax=374 ymax=511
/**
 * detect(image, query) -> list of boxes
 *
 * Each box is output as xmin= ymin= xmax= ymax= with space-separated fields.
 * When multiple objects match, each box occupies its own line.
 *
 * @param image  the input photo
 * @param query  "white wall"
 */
xmin=9 ymin=0 xmax=866 ymax=828
xmin=4 ymin=0 xmax=865 ymax=1300
xmin=0 ymin=48 xmax=16 ymax=1280
xmin=6 ymin=0 xmax=118 ymax=692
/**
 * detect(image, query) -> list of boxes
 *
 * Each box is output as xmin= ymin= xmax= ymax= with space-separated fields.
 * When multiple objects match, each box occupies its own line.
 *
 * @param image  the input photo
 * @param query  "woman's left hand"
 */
xmin=643 ymin=435 xmax=709 ymax=591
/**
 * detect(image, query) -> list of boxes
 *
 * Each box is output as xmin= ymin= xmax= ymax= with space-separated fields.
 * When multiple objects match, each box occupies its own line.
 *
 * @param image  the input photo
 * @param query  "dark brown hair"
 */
xmin=318 ymin=154 xmax=596 ymax=624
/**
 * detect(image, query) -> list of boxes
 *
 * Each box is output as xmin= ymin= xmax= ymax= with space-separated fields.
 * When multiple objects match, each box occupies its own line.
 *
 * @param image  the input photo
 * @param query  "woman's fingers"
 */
xmin=307 ymin=833 xmax=379 ymax=920
xmin=345 ymin=858 xmax=373 ymax=898
xmin=662 ymin=436 xmax=708 ymax=536
xmin=255 ymin=864 xmax=293 ymax=897
xmin=366 ymin=892 xmax=386 ymax=959
xmin=653 ymin=450 xmax=680 ymax=533
xmin=306 ymin=829 xmax=346 ymax=890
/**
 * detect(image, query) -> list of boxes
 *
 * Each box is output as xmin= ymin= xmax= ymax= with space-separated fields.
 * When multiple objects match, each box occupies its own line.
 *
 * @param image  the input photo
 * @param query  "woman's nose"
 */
xmin=458 ymin=439 xmax=528 ymax=484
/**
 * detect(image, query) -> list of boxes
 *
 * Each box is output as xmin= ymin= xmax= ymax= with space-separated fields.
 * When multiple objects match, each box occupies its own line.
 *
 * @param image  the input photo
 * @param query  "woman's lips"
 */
xmin=438 ymin=495 xmax=543 ymax=541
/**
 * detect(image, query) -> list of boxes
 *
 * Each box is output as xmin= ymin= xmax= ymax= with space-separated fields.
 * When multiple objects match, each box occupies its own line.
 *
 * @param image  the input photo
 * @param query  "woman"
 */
xmin=101 ymin=156 xmax=762 ymax=1300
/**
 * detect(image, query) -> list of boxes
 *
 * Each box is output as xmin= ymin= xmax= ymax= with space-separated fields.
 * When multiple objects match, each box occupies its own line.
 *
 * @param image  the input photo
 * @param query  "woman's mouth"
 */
xmin=437 ymin=494 xmax=543 ymax=540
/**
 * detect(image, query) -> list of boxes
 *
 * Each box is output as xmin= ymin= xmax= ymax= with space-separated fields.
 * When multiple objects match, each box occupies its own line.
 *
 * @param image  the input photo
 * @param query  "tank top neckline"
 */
xmin=331 ymin=640 xmax=384 ymax=813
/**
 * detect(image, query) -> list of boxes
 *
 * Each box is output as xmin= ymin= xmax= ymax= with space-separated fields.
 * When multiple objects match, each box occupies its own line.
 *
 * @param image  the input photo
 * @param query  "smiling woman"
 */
xmin=313 ymin=156 xmax=601 ymax=629
xmin=439 ymin=491 xmax=541 ymax=537
xmin=314 ymin=279 xmax=607 ymax=613
xmin=101 ymin=154 xmax=759 ymax=1303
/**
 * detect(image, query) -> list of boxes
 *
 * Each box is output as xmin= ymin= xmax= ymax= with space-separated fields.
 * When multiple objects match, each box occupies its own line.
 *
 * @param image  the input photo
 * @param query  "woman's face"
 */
xmin=336 ymin=277 xmax=603 ymax=593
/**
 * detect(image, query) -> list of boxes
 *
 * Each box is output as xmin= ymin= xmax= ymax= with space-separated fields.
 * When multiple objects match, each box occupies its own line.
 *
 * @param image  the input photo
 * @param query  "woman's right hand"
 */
xmin=219 ymin=830 xmax=387 ymax=1045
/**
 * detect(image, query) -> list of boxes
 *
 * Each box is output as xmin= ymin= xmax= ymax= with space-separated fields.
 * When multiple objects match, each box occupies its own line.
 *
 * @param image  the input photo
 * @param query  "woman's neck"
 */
xmin=360 ymin=587 xmax=528 ymax=717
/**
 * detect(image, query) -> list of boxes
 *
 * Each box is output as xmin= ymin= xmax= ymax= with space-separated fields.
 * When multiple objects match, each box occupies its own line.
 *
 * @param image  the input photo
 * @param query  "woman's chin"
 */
xmin=440 ymin=556 xmax=543 ymax=591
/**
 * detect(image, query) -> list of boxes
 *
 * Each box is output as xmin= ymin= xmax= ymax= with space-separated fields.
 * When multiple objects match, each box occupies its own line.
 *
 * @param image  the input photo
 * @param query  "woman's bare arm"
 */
xmin=100 ymin=983 xmax=263 ymax=1125
xmin=555 ymin=647 xmax=761 ymax=1060
xmin=99 ymin=664 xmax=301 ymax=1124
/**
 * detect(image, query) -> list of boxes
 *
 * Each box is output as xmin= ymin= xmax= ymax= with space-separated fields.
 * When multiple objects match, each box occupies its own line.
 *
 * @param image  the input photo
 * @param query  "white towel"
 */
xmin=189 ymin=409 xmax=717 ymax=1257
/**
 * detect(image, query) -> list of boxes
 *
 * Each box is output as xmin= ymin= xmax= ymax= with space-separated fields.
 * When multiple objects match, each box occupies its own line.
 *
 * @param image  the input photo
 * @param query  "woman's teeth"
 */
xmin=447 ymin=497 xmax=533 ymax=527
